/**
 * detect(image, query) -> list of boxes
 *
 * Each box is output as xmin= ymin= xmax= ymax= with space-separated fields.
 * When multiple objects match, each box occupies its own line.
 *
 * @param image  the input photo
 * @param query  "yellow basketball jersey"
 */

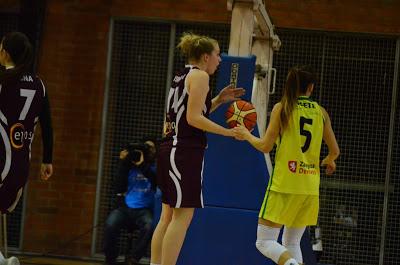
xmin=269 ymin=96 xmax=324 ymax=195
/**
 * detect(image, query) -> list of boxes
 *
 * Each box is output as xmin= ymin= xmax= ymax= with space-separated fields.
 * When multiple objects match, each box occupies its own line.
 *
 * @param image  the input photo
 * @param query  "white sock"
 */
xmin=0 ymin=251 xmax=4 ymax=260
xmin=284 ymin=258 xmax=299 ymax=265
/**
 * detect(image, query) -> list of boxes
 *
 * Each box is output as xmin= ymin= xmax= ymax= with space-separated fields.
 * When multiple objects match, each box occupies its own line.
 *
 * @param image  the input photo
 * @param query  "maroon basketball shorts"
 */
xmin=157 ymin=145 xmax=205 ymax=208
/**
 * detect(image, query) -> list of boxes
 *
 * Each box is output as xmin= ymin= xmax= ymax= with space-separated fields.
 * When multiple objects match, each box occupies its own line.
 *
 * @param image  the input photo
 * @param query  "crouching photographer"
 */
xmin=103 ymin=139 xmax=157 ymax=265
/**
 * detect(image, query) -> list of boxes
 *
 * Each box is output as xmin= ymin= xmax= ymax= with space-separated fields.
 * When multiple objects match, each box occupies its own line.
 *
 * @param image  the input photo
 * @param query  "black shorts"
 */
xmin=157 ymin=145 xmax=205 ymax=208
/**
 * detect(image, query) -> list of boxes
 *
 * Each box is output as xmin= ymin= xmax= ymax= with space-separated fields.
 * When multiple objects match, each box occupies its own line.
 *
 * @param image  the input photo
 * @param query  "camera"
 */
xmin=125 ymin=140 xmax=156 ymax=165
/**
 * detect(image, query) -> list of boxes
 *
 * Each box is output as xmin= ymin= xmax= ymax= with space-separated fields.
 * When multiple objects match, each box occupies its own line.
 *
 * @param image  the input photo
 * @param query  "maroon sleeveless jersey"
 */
xmin=0 ymin=74 xmax=46 ymax=212
xmin=162 ymin=65 xmax=212 ymax=148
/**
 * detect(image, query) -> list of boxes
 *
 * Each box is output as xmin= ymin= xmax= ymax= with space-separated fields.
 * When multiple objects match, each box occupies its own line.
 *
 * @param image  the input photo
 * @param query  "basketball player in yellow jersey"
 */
xmin=233 ymin=65 xmax=340 ymax=265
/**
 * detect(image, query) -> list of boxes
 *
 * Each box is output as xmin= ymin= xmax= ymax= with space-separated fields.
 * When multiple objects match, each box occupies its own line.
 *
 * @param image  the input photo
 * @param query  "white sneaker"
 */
xmin=0 ymin=256 xmax=20 ymax=265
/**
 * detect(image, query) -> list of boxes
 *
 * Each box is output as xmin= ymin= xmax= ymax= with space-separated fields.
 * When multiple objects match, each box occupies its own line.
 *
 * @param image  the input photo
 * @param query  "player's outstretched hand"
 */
xmin=321 ymin=156 xmax=336 ymax=175
xmin=218 ymin=84 xmax=245 ymax=104
xmin=40 ymin=163 xmax=53 ymax=180
xmin=232 ymin=124 xmax=251 ymax=141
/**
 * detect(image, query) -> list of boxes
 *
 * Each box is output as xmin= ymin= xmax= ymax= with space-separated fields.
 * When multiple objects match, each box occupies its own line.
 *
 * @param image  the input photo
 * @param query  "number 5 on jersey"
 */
xmin=300 ymin=117 xmax=313 ymax=153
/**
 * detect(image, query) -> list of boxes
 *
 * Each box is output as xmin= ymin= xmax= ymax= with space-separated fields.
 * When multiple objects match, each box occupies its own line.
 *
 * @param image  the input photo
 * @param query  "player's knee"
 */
xmin=282 ymin=235 xmax=302 ymax=246
xmin=255 ymin=239 xmax=271 ymax=255
xmin=283 ymin=239 xmax=301 ymax=248
xmin=282 ymin=241 xmax=301 ymax=257
xmin=255 ymin=239 xmax=286 ymax=263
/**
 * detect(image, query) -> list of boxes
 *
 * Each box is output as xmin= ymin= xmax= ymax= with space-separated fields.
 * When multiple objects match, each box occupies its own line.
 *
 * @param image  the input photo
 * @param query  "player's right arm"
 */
xmin=186 ymin=70 xmax=234 ymax=137
xmin=320 ymin=106 xmax=340 ymax=175
xmin=234 ymin=103 xmax=281 ymax=153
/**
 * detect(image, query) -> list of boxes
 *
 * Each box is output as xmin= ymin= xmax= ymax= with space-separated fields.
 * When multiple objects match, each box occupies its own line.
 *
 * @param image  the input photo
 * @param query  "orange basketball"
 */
xmin=225 ymin=100 xmax=257 ymax=130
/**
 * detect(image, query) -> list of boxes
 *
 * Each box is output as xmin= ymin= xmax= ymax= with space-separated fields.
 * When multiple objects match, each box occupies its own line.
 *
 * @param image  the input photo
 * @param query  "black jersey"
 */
xmin=0 ymin=74 xmax=48 ymax=213
xmin=162 ymin=65 xmax=212 ymax=148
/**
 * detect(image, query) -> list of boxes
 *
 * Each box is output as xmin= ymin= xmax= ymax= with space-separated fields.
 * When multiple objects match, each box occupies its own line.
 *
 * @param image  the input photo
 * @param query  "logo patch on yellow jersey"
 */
xmin=288 ymin=161 xmax=297 ymax=173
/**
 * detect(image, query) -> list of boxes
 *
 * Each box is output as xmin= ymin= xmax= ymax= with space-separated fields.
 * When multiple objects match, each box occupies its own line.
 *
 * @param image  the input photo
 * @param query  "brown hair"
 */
xmin=280 ymin=65 xmax=318 ymax=129
xmin=177 ymin=32 xmax=218 ymax=62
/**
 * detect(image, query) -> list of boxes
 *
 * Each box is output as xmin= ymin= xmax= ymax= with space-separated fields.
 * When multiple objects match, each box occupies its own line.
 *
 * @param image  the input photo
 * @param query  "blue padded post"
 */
xmin=203 ymin=54 xmax=269 ymax=210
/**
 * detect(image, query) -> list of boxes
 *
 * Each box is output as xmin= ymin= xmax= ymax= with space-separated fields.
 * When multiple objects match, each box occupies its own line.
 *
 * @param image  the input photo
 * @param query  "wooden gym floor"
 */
xmin=17 ymin=256 xmax=103 ymax=265
xmin=16 ymin=255 xmax=149 ymax=265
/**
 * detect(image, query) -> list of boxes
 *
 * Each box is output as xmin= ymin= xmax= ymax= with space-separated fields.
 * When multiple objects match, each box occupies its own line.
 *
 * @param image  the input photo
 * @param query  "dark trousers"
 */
xmin=103 ymin=206 xmax=153 ymax=263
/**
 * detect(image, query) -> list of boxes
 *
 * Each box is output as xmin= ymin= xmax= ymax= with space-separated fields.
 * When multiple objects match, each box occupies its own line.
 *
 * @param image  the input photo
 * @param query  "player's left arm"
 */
xmin=233 ymin=103 xmax=281 ymax=153
xmin=39 ymin=92 xmax=54 ymax=180
xmin=210 ymin=84 xmax=245 ymax=113
xmin=320 ymin=106 xmax=340 ymax=174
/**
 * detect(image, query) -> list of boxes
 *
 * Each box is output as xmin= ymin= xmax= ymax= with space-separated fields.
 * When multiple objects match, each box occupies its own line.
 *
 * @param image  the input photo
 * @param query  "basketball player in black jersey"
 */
xmin=0 ymin=32 xmax=54 ymax=265
xmin=150 ymin=33 xmax=245 ymax=265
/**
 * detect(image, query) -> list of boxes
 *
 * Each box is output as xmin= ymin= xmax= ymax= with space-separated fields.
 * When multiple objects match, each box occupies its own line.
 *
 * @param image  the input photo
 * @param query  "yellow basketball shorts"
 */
xmin=258 ymin=190 xmax=319 ymax=227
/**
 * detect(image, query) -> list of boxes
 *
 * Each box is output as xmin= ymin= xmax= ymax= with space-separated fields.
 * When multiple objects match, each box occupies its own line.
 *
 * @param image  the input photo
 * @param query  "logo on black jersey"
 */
xmin=10 ymin=123 xmax=33 ymax=149
xmin=163 ymin=114 xmax=176 ymax=136
xmin=163 ymin=121 xmax=176 ymax=136
xmin=288 ymin=161 xmax=297 ymax=173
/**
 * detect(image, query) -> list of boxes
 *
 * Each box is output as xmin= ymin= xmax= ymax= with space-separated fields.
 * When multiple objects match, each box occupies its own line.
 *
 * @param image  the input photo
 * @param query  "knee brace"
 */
xmin=255 ymin=224 xmax=286 ymax=263
xmin=256 ymin=239 xmax=287 ymax=263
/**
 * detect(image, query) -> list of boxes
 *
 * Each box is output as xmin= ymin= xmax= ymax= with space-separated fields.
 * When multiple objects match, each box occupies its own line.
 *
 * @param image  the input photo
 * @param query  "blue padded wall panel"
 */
xmin=177 ymin=206 xmax=273 ymax=265
xmin=203 ymin=54 xmax=269 ymax=210
xmin=203 ymin=138 xmax=268 ymax=210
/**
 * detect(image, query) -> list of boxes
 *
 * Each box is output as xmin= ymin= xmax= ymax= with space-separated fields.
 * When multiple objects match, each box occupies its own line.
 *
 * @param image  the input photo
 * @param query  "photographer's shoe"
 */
xmin=0 ymin=256 xmax=20 ymax=265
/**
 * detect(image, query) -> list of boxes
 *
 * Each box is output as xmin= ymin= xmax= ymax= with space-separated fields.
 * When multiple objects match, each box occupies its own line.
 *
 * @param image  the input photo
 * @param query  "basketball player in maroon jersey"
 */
xmin=0 ymin=32 xmax=53 ymax=265
xmin=150 ymin=32 xmax=245 ymax=265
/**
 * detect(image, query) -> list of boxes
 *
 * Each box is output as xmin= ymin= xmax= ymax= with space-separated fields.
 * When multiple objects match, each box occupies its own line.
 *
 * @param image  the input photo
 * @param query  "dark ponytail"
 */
xmin=280 ymin=65 xmax=318 ymax=129
xmin=0 ymin=32 xmax=34 ymax=84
